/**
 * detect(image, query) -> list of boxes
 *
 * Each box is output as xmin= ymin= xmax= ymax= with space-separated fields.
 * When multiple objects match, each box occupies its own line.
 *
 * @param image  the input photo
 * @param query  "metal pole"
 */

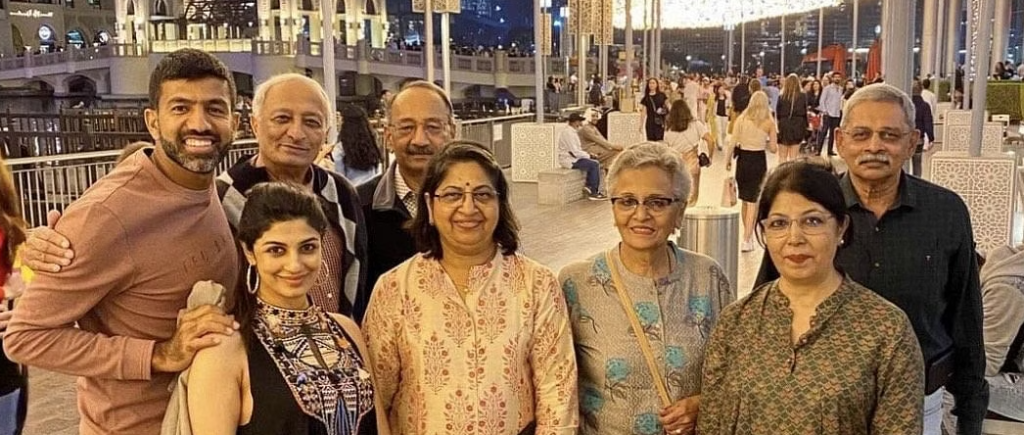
xmin=741 ymin=21 xmax=746 ymax=75
xmin=817 ymin=7 xmax=823 ymax=78
xmin=780 ymin=15 xmax=786 ymax=76
xmin=947 ymin=0 xmax=962 ymax=105
xmin=534 ymin=0 xmax=544 ymax=123
xmin=655 ymin=0 xmax=662 ymax=77
xmin=442 ymin=12 xmax=451 ymax=96
xmin=933 ymin=0 xmax=945 ymax=83
xmin=626 ymin=0 xmax=634 ymax=90
xmin=921 ymin=0 xmax=937 ymax=77
xmin=964 ymin=0 xmax=973 ymax=109
xmin=880 ymin=0 xmax=915 ymax=94
xmin=969 ymin=0 xmax=995 ymax=157
xmin=726 ymin=26 xmax=733 ymax=74
xmin=993 ymin=0 xmax=1011 ymax=71
xmin=425 ymin=0 xmax=435 ymax=82
xmin=579 ymin=34 xmax=587 ymax=106
xmin=321 ymin=0 xmax=337 ymax=143
xmin=852 ymin=0 xmax=858 ymax=80
xmin=642 ymin=0 xmax=649 ymax=80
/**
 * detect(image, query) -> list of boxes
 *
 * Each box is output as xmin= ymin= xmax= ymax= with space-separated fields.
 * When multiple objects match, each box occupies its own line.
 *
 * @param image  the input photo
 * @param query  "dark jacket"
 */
xmin=216 ymin=156 xmax=369 ymax=315
xmin=353 ymin=163 xmax=419 ymax=323
xmin=912 ymin=95 xmax=935 ymax=147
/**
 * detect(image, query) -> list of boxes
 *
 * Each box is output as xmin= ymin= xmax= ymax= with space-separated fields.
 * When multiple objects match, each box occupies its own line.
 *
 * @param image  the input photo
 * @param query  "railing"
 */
xmin=0 ymin=109 xmax=256 ymax=159
xmin=4 ymin=113 xmax=534 ymax=226
xmin=0 ymin=40 xmax=567 ymax=79
xmin=7 ymin=142 xmax=259 ymax=227
xmin=456 ymin=113 xmax=535 ymax=168
xmin=151 ymin=39 xmax=253 ymax=53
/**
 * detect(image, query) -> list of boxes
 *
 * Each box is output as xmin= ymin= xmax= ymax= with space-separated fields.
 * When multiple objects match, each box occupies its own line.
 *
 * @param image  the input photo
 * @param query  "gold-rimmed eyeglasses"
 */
xmin=431 ymin=190 xmax=499 ymax=206
xmin=841 ymin=128 xmax=914 ymax=144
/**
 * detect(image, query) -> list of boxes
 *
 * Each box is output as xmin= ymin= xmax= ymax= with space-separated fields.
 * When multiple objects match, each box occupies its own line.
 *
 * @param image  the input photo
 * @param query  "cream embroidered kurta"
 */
xmin=363 ymin=252 xmax=579 ymax=435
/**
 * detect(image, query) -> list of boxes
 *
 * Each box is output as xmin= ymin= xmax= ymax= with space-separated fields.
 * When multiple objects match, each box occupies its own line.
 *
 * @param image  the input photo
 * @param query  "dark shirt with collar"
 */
xmin=837 ymin=172 xmax=987 ymax=434
xmin=755 ymin=172 xmax=988 ymax=433
xmin=353 ymin=163 xmax=419 ymax=323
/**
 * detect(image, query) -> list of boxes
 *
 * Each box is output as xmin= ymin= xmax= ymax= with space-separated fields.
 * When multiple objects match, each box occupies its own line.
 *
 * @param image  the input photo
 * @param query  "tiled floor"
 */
xmin=10 ymin=136 xmax=1006 ymax=434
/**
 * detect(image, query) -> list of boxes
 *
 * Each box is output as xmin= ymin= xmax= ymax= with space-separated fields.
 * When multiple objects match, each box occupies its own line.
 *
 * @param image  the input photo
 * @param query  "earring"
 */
xmin=246 ymin=264 xmax=259 ymax=294
xmin=839 ymin=238 xmax=845 ymax=247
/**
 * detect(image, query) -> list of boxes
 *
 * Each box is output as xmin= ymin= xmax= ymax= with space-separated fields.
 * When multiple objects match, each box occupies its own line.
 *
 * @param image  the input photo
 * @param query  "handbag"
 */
xmin=697 ymin=135 xmax=711 ymax=168
xmin=721 ymin=177 xmax=738 ymax=208
xmin=160 ymin=281 xmax=228 ymax=435
xmin=604 ymin=251 xmax=673 ymax=408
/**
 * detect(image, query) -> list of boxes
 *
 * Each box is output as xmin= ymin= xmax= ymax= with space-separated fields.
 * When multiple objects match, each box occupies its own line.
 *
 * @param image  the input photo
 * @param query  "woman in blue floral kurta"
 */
xmin=558 ymin=143 xmax=733 ymax=435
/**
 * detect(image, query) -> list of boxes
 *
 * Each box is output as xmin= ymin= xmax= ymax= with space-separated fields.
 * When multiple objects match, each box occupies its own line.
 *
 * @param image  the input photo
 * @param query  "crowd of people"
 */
xmin=0 ymin=45 xmax=1019 ymax=435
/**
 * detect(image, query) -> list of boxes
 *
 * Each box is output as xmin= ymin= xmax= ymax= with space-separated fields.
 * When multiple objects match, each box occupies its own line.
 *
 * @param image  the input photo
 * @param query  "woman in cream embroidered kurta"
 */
xmin=363 ymin=252 xmax=578 ymax=435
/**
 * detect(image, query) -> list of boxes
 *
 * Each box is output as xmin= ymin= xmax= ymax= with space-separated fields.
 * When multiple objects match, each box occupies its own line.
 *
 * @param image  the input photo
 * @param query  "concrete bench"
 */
xmin=983 ymin=418 xmax=1024 ymax=434
xmin=537 ymin=168 xmax=586 ymax=205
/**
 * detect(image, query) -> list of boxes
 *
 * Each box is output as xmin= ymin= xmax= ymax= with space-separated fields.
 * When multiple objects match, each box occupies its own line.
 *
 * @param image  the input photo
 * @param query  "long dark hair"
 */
xmin=338 ymin=105 xmax=382 ymax=171
xmin=0 ymin=156 xmax=25 ymax=273
xmin=407 ymin=141 xmax=519 ymax=259
xmin=234 ymin=182 xmax=328 ymax=336
xmin=665 ymin=99 xmax=695 ymax=133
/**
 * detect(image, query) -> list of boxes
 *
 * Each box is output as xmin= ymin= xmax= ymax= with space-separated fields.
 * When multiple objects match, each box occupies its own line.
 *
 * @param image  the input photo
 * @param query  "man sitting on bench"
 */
xmin=557 ymin=112 xmax=607 ymax=200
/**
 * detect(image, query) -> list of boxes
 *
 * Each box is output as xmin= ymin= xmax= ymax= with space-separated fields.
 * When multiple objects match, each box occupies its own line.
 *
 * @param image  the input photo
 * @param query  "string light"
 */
xmin=612 ymin=0 xmax=841 ymax=29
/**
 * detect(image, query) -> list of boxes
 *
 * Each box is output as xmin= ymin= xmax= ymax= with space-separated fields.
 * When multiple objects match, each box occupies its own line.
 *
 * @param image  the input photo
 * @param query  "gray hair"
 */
xmin=607 ymin=142 xmax=691 ymax=201
xmin=840 ymin=83 xmax=915 ymax=131
xmin=252 ymin=73 xmax=334 ymax=133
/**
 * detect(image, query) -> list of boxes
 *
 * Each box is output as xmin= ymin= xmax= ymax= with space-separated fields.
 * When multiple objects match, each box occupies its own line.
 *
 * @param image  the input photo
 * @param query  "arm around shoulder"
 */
xmin=187 ymin=332 xmax=246 ymax=435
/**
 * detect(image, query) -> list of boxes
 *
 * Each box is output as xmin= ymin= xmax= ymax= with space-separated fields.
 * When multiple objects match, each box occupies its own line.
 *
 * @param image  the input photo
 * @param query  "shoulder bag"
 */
xmin=604 ymin=251 xmax=673 ymax=408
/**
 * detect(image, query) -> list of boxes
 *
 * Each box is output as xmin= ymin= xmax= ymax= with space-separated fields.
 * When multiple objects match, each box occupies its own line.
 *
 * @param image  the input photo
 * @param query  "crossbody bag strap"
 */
xmin=604 ymin=250 xmax=673 ymax=408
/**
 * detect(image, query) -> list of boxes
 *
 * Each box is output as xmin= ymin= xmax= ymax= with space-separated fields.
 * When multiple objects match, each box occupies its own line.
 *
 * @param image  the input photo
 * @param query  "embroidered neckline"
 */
xmin=252 ymin=298 xmax=375 ymax=434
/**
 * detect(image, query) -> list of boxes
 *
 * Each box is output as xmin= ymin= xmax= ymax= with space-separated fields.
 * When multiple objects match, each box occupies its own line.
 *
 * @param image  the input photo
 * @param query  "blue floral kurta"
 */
xmin=558 ymin=243 xmax=733 ymax=435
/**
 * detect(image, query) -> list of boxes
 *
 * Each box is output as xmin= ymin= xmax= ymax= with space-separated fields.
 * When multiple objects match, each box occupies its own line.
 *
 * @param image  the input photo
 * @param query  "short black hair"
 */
xmin=407 ymin=141 xmax=520 ymax=259
xmin=148 ymin=48 xmax=236 ymax=109
xmin=756 ymin=161 xmax=853 ymax=248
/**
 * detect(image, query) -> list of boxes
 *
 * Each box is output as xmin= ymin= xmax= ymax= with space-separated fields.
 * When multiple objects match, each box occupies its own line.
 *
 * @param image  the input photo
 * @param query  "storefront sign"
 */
xmin=11 ymin=9 xmax=56 ymax=19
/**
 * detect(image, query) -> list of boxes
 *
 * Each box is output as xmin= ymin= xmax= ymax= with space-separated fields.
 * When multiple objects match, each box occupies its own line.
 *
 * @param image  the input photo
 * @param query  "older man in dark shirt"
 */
xmin=758 ymin=83 xmax=987 ymax=435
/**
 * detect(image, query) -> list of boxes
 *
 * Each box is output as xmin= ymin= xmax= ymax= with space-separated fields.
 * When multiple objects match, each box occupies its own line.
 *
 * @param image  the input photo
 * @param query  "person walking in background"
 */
xmin=776 ymin=74 xmax=809 ymax=164
xmin=910 ymin=80 xmax=934 ymax=178
xmin=663 ymin=100 xmax=713 ymax=206
xmin=0 ymin=155 xmax=27 ymax=435
xmin=817 ymin=73 xmax=844 ymax=156
xmin=726 ymin=91 xmax=778 ymax=253
xmin=713 ymin=83 xmax=730 ymax=153
xmin=332 ymin=104 xmax=383 ymax=186
xmin=640 ymin=78 xmax=669 ymax=141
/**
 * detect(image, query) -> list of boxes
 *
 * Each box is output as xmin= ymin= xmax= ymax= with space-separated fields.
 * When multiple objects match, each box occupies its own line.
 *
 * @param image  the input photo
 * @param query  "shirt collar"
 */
xmin=840 ymin=171 xmax=918 ymax=211
xmin=394 ymin=166 xmax=415 ymax=200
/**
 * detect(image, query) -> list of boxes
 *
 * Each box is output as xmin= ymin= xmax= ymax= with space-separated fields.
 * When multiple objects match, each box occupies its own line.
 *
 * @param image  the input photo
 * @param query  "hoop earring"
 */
xmin=246 ymin=264 xmax=259 ymax=294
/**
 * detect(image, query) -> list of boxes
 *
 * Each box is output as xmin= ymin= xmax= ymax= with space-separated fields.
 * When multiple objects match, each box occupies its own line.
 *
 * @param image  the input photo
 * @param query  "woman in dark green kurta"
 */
xmin=698 ymin=161 xmax=924 ymax=434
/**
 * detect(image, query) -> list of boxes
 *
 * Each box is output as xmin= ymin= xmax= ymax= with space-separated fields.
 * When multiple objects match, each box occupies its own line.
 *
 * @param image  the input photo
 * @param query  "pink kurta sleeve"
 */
xmin=362 ymin=268 xmax=403 ymax=421
xmin=529 ymin=266 xmax=579 ymax=435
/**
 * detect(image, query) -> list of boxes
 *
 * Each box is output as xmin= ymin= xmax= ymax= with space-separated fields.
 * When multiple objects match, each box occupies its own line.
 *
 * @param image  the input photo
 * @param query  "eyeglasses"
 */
xmin=759 ymin=214 xmax=835 ymax=238
xmin=610 ymin=196 xmax=681 ymax=214
xmin=841 ymin=128 xmax=913 ymax=144
xmin=391 ymin=121 xmax=448 ymax=140
xmin=431 ymin=189 xmax=499 ymax=206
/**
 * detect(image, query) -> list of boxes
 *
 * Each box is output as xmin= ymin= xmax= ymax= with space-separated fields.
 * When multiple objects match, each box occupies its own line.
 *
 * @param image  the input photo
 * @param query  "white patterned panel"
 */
xmin=942 ymin=123 xmax=1006 ymax=154
xmin=936 ymin=102 xmax=953 ymax=121
xmin=607 ymin=112 xmax=646 ymax=148
xmin=945 ymin=110 xmax=990 ymax=126
xmin=511 ymin=123 xmax=558 ymax=183
xmin=930 ymin=153 xmax=1017 ymax=253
